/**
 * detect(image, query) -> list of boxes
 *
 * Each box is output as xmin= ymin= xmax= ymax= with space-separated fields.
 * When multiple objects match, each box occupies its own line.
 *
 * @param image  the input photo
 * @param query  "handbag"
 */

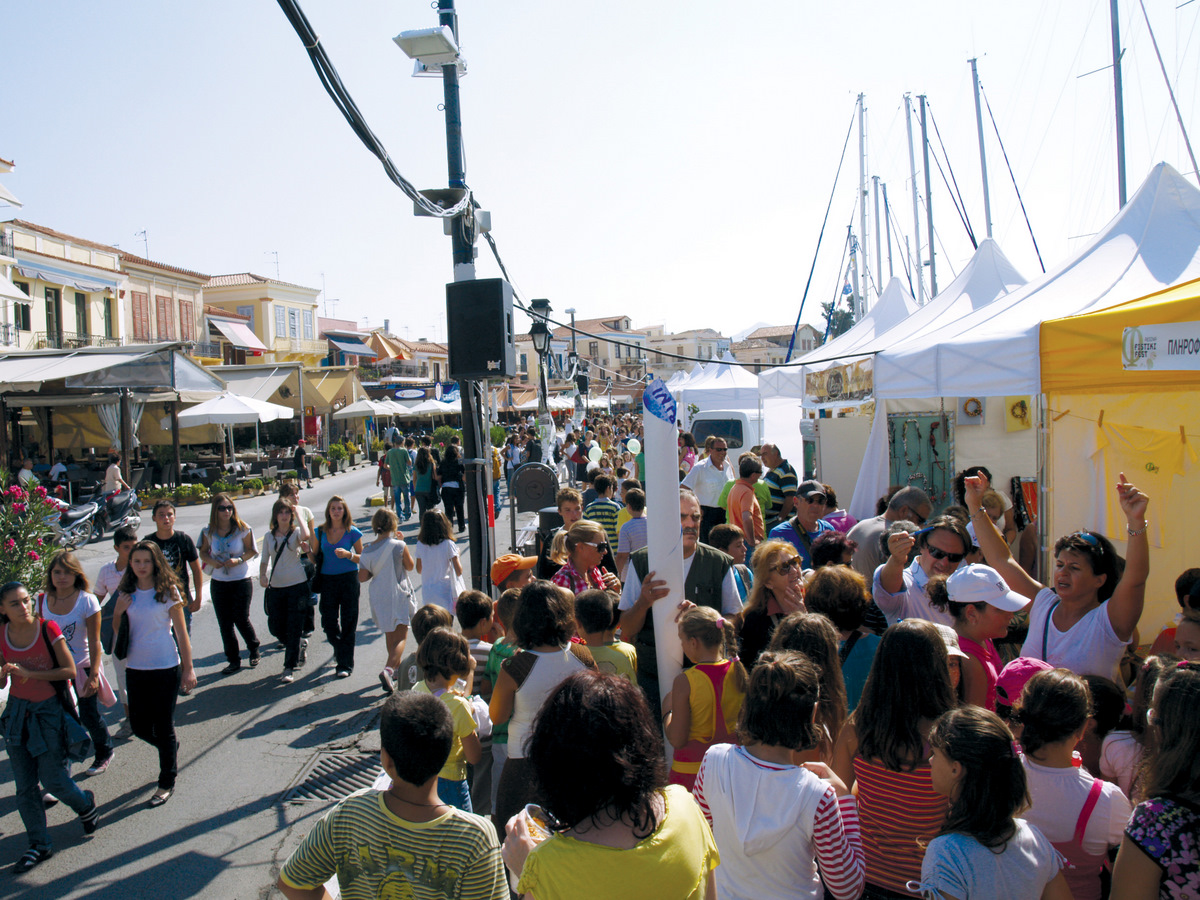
xmin=99 ymin=593 xmax=119 ymax=655
xmin=39 ymin=623 xmax=94 ymax=763
xmin=114 ymin=604 xmax=131 ymax=660
xmin=309 ymin=527 xmax=325 ymax=594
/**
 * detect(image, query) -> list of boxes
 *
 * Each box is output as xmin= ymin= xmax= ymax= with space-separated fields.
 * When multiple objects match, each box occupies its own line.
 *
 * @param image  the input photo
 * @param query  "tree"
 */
xmin=819 ymin=296 xmax=856 ymax=344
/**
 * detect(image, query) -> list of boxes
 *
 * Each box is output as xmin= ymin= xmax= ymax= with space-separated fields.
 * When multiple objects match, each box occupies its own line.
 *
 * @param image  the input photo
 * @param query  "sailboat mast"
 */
xmin=1109 ymin=0 xmax=1128 ymax=207
xmin=858 ymin=93 xmax=870 ymax=315
xmin=873 ymin=176 xmax=882 ymax=286
xmin=882 ymin=183 xmax=894 ymax=279
xmin=970 ymin=58 xmax=994 ymax=238
xmin=920 ymin=94 xmax=937 ymax=298
xmin=904 ymin=93 xmax=924 ymax=303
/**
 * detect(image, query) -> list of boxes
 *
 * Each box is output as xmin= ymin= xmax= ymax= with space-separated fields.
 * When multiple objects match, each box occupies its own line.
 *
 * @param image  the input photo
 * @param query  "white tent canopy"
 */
xmin=332 ymin=398 xmax=388 ymax=419
xmin=679 ymin=360 xmax=760 ymax=411
xmin=876 ymin=163 xmax=1200 ymax=398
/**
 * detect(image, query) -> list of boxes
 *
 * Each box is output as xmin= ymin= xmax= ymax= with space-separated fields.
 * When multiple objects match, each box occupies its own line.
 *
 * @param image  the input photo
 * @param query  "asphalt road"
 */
xmin=0 ymin=462 xmax=518 ymax=900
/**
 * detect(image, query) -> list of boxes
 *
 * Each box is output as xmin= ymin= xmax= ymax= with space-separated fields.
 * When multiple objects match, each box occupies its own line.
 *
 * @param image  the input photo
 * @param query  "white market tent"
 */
xmin=758 ymin=276 xmax=918 ymax=404
xmin=875 ymin=163 xmax=1200 ymax=398
xmin=678 ymin=360 xmax=760 ymax=412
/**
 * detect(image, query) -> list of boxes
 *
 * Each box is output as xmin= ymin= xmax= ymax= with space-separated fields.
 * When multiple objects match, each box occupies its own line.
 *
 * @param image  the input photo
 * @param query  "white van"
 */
xmin=689 ymin=408 xmax=815 ymax=478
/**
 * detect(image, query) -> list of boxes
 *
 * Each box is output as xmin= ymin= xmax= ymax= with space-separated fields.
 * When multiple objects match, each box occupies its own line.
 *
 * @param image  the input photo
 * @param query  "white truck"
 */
xmin=689 ymin=407 xmax=815 ymax=478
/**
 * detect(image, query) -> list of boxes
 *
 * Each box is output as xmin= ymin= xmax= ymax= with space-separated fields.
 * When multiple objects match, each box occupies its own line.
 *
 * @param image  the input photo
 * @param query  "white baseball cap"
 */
xmin=947 ymin=564 xmax=1029 ymax=612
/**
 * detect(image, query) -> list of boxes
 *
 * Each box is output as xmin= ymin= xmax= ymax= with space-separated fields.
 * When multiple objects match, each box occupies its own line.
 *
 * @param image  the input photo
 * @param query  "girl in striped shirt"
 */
xmin=693 ymin=650 xmax=864 ymax=900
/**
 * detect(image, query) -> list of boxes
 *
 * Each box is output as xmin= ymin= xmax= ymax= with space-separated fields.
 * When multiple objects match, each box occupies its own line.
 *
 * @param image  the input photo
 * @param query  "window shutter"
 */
xmin=132 ymin=292 xmax=150 ymax=340
xmin=178 ymin=299 xmax=194 ymax=342
xmin=156 ymin=294 xmax=173 ymax=340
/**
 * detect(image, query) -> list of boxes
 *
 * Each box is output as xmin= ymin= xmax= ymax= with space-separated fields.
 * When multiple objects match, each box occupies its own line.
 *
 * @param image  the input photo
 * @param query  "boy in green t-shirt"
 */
xmin=574 ymin=588 xmax=637 ymax=683
xmin=276 ymin=691 xmax=505 ymax=900
xmin=483 ymin=588 xmax=520 ymax=814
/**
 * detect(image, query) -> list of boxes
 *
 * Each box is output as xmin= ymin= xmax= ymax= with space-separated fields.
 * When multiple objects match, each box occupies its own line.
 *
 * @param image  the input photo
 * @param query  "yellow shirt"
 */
xmin=588 ymin=640 xmax=638 ymax=682
xmin=414 ymin=681 xmax=476 ymax=781
xmin=516 ymin=785 xmax=718 ymax=900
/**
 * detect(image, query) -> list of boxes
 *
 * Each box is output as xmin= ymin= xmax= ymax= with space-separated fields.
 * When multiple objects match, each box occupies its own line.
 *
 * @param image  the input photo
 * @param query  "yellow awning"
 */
xmin=1040 ymin=278 xmax=1200 ymax=394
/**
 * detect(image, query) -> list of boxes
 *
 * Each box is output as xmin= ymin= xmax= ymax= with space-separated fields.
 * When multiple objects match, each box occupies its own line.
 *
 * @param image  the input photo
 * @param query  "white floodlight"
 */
xmin=393 ymin=26 xmax=459 ymax=67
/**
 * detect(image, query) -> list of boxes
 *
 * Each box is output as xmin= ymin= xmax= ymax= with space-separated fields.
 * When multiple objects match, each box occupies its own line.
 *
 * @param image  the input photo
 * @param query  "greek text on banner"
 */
xmin=1122 ymin=321 xmax=1200 ymax=371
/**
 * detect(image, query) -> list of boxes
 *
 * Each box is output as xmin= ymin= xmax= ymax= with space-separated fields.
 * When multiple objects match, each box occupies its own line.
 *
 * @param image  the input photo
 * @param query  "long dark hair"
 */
xmin=415 ymin=446 xmax=432 ymax=475
xmin=117 ymin=541 xmax=181 ymax=602
xmin=417 ymin=510 xmax=453 ymax=546
xmin=930 ymin=706 xmax=1028 ymax=849
xmin=206 ymin=492 xmax=249 ymax=538
xmin=1142 ymin=662 xmax=1200 ymax=802
xmin=853 ymin=619 xmax=957 ymax=771
xmin=1011 ymin=668 xmax=1091 ymax=755
xmin=769 ymin=612 xmax=847 ymax=758
xmin=528 ymin=671 xmax=666 ymax=837
xmin=43 ymin=549 xmax=89 ymax=596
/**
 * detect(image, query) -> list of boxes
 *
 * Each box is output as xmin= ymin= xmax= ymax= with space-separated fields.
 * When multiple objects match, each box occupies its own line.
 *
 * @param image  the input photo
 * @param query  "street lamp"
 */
xmin=529 ymin=298 xmax=553 ymax=465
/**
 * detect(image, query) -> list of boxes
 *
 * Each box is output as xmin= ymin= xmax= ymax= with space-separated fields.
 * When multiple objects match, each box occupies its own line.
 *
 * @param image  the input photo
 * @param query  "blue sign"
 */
xmin=643 ymin=377 xmax=676 ymax=425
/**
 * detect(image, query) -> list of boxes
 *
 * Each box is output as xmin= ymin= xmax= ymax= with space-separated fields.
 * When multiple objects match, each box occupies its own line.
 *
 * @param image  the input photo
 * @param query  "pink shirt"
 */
xmin=958 ymin=634 xmax=1004 ymax=710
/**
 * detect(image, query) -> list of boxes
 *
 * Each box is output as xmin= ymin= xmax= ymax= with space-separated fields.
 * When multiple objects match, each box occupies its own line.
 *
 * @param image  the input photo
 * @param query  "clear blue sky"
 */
xmin=3 ymin=1 xmax=1197 ymax=342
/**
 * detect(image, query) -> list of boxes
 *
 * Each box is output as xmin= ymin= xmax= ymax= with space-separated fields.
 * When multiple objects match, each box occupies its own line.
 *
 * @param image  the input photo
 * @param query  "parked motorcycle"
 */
xmin=99 ymin=489 xmax=142 ymax=535
xmin=47 ymin=497 xmax=102 ymax=549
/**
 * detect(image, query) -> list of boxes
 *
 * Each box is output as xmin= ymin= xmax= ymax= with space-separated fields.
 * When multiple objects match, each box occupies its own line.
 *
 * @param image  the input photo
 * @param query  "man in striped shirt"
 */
xmin=760 ymin=443 xmax=799 ymax=532
xmin=583 ymin=474 xmax=622 ymax=545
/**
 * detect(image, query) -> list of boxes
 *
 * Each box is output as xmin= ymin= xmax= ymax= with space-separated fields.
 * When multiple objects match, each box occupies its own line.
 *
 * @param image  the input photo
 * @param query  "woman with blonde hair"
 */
xmin=736 ymin=539 xmax=806 ymax=669
xmin=199 ymin=492 xmax=260 ymax=675
xmin=550 ymin=520 xmax=621 ymax=596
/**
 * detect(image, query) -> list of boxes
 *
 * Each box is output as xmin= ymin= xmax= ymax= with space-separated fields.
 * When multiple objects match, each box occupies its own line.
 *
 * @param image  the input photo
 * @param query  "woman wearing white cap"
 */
xmin=928 ymin=565 xmax=1031 ymax=710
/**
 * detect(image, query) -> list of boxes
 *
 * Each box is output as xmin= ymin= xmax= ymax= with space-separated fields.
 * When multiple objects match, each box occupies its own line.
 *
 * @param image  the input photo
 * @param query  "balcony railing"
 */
xmin=190 ymin=341 xmax=222 ymax=358
xmin=36 ymin=331 xmax=121 ymax=349
xmin=0 ymin=233 xmax=14 ymax=259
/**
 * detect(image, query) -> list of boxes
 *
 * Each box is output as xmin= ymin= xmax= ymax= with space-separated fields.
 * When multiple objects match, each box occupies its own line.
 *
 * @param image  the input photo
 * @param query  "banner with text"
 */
xmin=1122 ymin=321 xmax=1200 ymax=371
xmin=805 ymin=357 xmax=874 ymax=406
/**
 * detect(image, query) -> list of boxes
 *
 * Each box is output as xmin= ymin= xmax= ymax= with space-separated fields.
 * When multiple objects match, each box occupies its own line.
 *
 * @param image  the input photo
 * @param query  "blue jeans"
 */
xmin=8 ymin=699 xmax=93 ymax=851
xmin=437 ymin=776 xmax=472 ymax=812
xmin=392 ymin=485 xmax=411 ymax=519
xmin=78 ymin=670 xmax=114 ymax=762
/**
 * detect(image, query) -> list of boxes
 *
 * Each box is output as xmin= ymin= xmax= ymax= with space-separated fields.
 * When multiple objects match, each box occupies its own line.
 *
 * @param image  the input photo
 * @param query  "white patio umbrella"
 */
xmin=174 ymin=391 xmax=294 ymax=459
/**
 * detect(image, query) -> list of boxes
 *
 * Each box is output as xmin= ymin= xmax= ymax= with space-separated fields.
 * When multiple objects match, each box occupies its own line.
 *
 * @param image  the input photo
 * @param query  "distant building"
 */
xmin=642 ymin=325 xmax=731 ymax=378
xmin=205 ymin=273 xmax=324 ymax=366
xmin=742 ymin=323 xmax=822 ymax=354
xmin=551 ymin=314 xmax=647 ymax=389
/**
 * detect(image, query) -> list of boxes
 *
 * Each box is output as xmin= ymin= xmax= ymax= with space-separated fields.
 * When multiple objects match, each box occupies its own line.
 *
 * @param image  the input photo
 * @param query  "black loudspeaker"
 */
xmin=446 ymin=278 xmax=516 ymax=379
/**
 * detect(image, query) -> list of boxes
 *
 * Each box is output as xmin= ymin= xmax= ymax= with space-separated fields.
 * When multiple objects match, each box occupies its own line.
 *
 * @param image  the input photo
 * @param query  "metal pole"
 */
xmin=882 ymin=183 xmax=894 ymax=279
xmin=857 ymin=94 xmax=870 ymax=314
xmin=119 ymin=388 xmax=134 ymax=480
xmin=872 ymin=176 xmax=882 ymax=288
xmin=848 ymin=226 xmax=860 ymax=315
xmin=919 ymin=95 xmax=937 ymax=298
xmin=904 ymin=94 xmax=924 ymax=304
xmin=1110 ymin=0 xmax=1128 ymax=208
xmin=170 ymin=401 xmax=182 ymax=486
xmin=964 ymin=60 xmax=993 ymax=243
xmin=439 ymin=0 xmax=491 ymax=591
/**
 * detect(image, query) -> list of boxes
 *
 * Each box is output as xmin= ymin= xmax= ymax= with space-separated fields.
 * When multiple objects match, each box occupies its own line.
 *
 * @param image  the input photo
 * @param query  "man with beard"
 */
xmin=618 ymin=487 xmax=742 ymax=714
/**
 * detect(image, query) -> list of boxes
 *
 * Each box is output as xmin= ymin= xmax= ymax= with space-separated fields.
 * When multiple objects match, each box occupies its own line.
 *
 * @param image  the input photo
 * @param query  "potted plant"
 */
xmin=243 ymin=477 xmax=264 ymax=495
xmin=369 ymin=437 xmax=385 ymax=462
xmin=326 ymin=443 xmax=347 ymax=473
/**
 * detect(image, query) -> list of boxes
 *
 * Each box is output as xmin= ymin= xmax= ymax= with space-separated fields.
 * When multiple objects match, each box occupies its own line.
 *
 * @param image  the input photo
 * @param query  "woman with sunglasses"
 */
xmin=551 ymin=521 xmax=621 ymax=596
xmin=873 ymin=515 xmax=973 ymax=628
xmin=198 ymin=493 xmax=260 ymax=675
xmin=965 ymin=473 xmax=1148 ymax=683
xmin=735 ymin=539 xmax=806 ymax=669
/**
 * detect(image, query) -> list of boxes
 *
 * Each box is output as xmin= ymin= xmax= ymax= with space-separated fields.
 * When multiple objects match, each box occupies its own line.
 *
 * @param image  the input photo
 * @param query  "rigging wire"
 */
xmin=784 ymin=102 xmax=860 ymax=363
xmin=981 ymin=84 xmax=1047 ymax=273
xmin=927 ymin=103 xmax=978 ymax=248
xmin=1138 ymin=0 xmax=1200 ymax=185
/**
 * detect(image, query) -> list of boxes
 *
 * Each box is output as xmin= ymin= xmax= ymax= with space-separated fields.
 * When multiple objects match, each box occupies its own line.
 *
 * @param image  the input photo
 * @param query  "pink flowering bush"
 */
xmin=0 ymin=470 xmax=57 ymax=588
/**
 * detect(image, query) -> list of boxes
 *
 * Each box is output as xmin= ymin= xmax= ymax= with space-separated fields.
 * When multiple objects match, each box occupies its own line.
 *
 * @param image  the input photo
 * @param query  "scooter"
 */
xmin=97 ymin=489 xmax=142 ymax=536
xmin=47 ymin=497 xmax=102 ymax=549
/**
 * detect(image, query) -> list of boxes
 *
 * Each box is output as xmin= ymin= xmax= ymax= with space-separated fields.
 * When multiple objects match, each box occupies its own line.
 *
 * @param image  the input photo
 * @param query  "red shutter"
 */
xmin=178 ymin=299 xmax=194 ymax=342
xmin=156 ymin=295 xmax=173 ymax=340
xmin=132 ymin=292 xmax=150 ymax=340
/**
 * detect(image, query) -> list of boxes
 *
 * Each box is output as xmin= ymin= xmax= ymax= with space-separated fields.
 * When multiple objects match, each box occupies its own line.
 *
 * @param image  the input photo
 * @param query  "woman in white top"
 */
xmin=966 ymin=473 xmax=1149 ymax=683
xmin=199 ymin=493 xmax=260 ymax=675
xmin=38 ymin=550 xmax=115 ymax=776
xmin=260 ymin=499 xmax=311 ymax=684
xmin=112 ymin=541 xmax=197 ymax=807
xmin=356 ymin=507 xmax=416 ymax=694
xmin=489 ymin=581 xmax=597 ymax=833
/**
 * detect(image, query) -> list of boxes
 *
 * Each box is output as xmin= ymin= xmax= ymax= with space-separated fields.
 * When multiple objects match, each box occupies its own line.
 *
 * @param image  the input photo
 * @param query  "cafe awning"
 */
xmin=328 ymin=338 xmax=376 ymax=358
xmin=209 ymin=318 xmax=267 ymax=351
xmin=0 ymin=272 xmax=30 ymax=305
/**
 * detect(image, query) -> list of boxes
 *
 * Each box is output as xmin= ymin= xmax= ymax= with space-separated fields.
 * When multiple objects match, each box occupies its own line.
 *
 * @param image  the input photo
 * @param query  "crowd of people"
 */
xmin=3 ymin=412 xmax=1197 ymax=898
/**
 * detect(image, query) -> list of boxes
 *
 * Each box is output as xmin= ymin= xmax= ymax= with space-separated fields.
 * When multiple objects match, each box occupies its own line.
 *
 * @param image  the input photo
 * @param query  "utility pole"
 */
xmin=437 ymin=0 xmax=492 ymax=591
xmin=1109 ymin=0 xmax=1128 ymax=207
xmin=857 ymin=94 xmax=870 ymax=315
xmin=969 ymin=59 xmax=994 ymax=238
xmin=882 ymin=182 xmax=894 ymax=279
xmin=904 ymin=94 xmax=924 ymax=304
xmin=919 ymin=94 xmax=937 ymax=299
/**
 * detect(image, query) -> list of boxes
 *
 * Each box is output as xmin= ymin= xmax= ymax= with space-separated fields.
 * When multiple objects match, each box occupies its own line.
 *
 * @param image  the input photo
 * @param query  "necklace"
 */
xmin=388 ymin=791 xmax=447 ymax=809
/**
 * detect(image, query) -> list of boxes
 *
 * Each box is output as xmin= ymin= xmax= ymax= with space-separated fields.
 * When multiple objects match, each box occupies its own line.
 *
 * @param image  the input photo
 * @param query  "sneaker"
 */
xmin=80 ymin=792 xmax=100 ymax=835
xmin=220 ymin=663 xmax=241 ymax=676
xmin=41 ymin=793 xmax=58 ymax=810
xmin=13 ymin=847 xmax=52 ymax=874
xmin=86 ymin=753 xmax=114 ymax=776
xmin=336 ymin=669 xmax=351 ymax=679
xmin=379 ymin=667 xmax=395 ymax=694
xmin=115 ymin=720 xmax=134 ymax=740
xmin=297 ymin=638 xmax=308 ymax=668
xmin=281 ymin=668 xmax=294 ymax=684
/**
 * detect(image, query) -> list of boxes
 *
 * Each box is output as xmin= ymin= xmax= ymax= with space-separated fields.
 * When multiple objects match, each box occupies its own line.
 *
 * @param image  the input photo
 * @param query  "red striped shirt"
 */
xmin=853 ymin=756 xmax=948 ymax=893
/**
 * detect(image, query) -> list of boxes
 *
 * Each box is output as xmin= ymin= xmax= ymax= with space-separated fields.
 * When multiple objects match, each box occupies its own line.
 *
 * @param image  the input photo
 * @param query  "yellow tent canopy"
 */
xmin=1041 ymin=277 xmax=1200 ymax=649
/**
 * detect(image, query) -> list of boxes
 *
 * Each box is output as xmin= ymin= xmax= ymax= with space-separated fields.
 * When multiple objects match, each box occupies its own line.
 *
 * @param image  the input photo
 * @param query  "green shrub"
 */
xmin=210 ymin=480 xmax=236 ymax=495
xmin=326 ymin=443 xmax=347 ymax=462
xmin=243 ymin=477 xmax=263 ymax=493
xmin=371 ymin=437 xmax=385 ymax=452
xmin=489 ymin=425 xmax=506 ymax=446
xmin=432 ymin=425 xmax=462 ymax=451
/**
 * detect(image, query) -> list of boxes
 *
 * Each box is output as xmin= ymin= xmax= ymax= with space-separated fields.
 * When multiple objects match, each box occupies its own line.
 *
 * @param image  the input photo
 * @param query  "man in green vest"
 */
xmin=618 ymin=486 xmax=743 ymax=714
xmin=384 ymin=442 xmax=413 ymax=520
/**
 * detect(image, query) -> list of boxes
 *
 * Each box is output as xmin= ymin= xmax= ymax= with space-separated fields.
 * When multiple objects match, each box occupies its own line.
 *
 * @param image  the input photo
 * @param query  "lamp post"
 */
xmin=529 ymin=298 xmax=553 ymax=466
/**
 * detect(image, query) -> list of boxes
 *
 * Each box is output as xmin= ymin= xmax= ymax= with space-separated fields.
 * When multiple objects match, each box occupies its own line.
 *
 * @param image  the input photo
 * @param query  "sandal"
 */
xmin=148 ymin=788 xmax=173 ymax=808
xmin=14 ymin=847 xmax=52 ymax=874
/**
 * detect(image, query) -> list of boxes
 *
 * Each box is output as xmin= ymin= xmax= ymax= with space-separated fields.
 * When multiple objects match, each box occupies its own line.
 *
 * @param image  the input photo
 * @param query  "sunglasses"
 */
xmin=217 ymin=505 xmax=234 ymax=512
xmin=1072 ymin=531 xmax=1102 ymax=549
xmin=582 ymin=541 xmax=610 ymax=553
xmin=711 ymin=447 xmax=728 ymax=453
xmin=925 ymin=546 xmax=966 ymax=563
xmin=773 ymin=556 xmax=802 ymax=574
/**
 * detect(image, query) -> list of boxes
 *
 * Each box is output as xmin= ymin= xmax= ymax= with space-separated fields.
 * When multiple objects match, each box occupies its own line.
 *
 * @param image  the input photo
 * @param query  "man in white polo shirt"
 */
xmin=681 ymin=439 xmax=734 ymax=544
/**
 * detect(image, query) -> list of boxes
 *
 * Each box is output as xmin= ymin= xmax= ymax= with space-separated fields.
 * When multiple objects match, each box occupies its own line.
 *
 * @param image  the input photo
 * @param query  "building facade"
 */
xmin=204 ymin=273 xmax=324 ymax=366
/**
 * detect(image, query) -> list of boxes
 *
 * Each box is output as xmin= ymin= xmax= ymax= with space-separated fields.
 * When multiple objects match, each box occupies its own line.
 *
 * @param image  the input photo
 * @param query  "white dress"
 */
xmin=359 ymin=538 xmax=417 ymax=632
xmin=412 ymin=539 xmax=463 ymax=613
